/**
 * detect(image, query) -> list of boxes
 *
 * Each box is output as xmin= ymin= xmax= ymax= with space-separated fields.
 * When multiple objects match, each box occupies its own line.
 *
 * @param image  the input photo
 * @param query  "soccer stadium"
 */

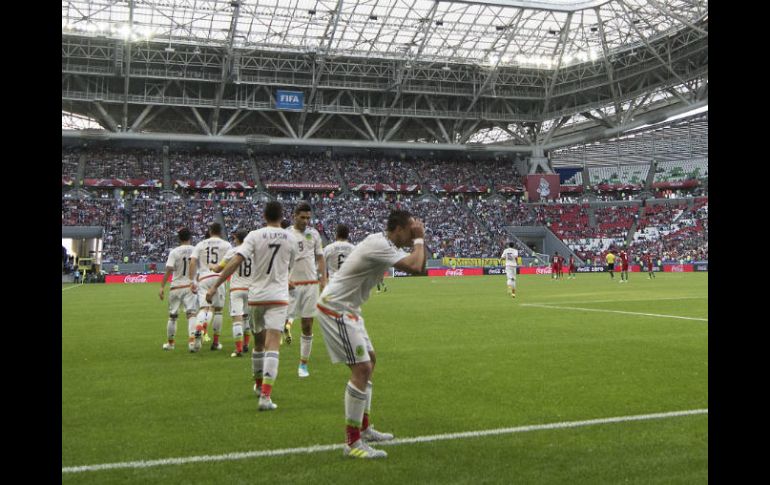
xmin=62 ymin=0 xmax=708 ymax=482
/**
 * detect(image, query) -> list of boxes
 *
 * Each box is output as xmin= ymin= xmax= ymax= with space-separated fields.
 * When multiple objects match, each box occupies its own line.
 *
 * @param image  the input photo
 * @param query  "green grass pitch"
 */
xmin=62 ymin=272 xmax=708 ymax=484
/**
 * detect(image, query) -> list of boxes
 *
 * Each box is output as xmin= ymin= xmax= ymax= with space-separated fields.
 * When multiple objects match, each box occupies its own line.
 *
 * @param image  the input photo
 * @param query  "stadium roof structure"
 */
xmin=62 ymin=0 xmax=707 ymax=154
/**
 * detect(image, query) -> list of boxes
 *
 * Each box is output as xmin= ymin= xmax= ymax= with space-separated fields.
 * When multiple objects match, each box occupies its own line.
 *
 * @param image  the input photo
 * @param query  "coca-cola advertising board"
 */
xmin=427 ymin=268 xmax=484 ymax=277
xmin=524 ymin=174 xmax=561 ymax=202
xmin=106 ymin=274 xmax=166 ymax=284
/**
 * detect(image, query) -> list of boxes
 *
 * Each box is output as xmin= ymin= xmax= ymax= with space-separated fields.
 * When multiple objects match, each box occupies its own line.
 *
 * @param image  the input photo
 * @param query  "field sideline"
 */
xmin=62 ymin=273 xmax=708 ymax=484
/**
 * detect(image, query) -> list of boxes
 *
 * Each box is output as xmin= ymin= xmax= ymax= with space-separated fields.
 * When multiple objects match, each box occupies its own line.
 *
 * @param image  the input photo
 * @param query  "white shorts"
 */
xmin=249 ymin=304 xmax=288 ymax=333
xmin=197 ymin=276 xmax=225 ymax=308
xmin=316 ymin=305 xmax=373 ymax=365
xmin=229 ymin=288 xmax=249 ymax=317
xmin=505 ymin=267 xmax=517 ymax=287
xmin=168 ymin=286 xmax=197 ymax=316
xmin=288 ymin=283 xmax=319 ymax=319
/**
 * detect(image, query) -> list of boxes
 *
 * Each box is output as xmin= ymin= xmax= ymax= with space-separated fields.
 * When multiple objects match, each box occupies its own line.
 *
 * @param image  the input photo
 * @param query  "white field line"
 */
xmin=61 ymin=285 xmax=83 ymax=292
xmin=522 ymin=303 xmax=708 ymax=322
xmin=62 ymin=408 xmax=707 ymax=474
xmin=525 ymin=296 xmax=706 ymax=305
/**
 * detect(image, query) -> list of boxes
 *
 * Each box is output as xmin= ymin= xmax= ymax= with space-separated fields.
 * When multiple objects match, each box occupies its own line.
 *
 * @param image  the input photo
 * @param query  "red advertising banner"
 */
xmin=427 ymin=268 xmax=484 ymax=277
xmin=265 ymin=183 xmax=339 ymax=190
xmin=496 ymin=185 xmax=525 ymax=193
xmin=349 ymin=183 xmax=420 ymax=192
xmin=525 ymin=174 xmax=561 ymax=202
xmin=663 ymin=264 xmax=694 ymax=272
xmin=106 ymin=274 xmax=166 ymax=284
xmin=175 ymin=180 xmax=256 ymax=189
xmin=559 ymin=185 xmax=583 ymax=193
xmin=84 ymin=178 xmax=162 ymax=188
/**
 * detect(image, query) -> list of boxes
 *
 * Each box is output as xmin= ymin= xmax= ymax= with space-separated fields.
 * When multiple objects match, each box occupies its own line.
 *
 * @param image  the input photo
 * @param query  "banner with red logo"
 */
xmin=175 ymin=180 xmax=256 ymax=189
xmin=427 ymin=268 xmax=484 ymax=277
xmin=663 ymin=264 xmax=694 ymax=272
xmin=525 ymin=174 xmax=561 ymax=202
xmin=349 ymin=183 xmax=420 ymax=192
xmin=84 ymin=178 xmax=163 ymax=188
xmin=264 ymin=183 xmax=339 ymax=191
xmin=106 ymin=274 xmax=166 ymax=284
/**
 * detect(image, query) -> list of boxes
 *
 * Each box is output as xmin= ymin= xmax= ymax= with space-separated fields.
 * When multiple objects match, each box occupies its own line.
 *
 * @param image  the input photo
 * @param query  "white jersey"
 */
xmin=237 ymin=226 xmax=297 ymax=303
xmin=288 ymin=226 xmax=324 ymax=283
xmin=165 ymin=244 xmax=195 ymax=286
xmin=323 ymin=240 xmax=356 ymax=279
xmin=318 ymin=232 xmax=407 ymax=316
xmin=223 ymin=245 xmax=255 ymax=289
xmin=192 ymin=237 xmax=233 ymax=281
xmin=501 ymin=248 xmax=519 ymax=268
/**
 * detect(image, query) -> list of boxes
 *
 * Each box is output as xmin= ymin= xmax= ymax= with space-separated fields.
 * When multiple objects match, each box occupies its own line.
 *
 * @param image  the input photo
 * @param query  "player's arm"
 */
xmin=206 ymin=254 xmax=243 ymax=304
xmin=159 ymin=265 xmax=173 ymax=300
xmin=188 ymin=257 xmax=199 ymax=293
xmin=393 ymin=219 xmax=426 ymax=275
xmin=316 ymin=253 xmax=327 ymax=290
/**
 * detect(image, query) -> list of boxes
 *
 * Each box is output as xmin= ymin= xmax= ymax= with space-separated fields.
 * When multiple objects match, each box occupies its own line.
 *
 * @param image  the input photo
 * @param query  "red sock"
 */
xmin=195 ymin=324 xmax=203 ymax=333
xmin=168 ymin=339 xmax=175 ymax=345
xmin=235 ymin=341 xmax=243 ymax=353
xmin=255 ymin=377 xmax=263 ymax=389
xmin=261 ymin=383 xmax=272 ymax=398
xmin=203 ymin=322 xmax=208 ymax=334
xmin=362 ymin=413 xmax=370 ymax=431
xmin=346 ymin=425 xmax=361 ymax=445
xmin=244 ymin=334 xmax=251 ymax=346
xmin=213 ymin=335 xmax=219 ymax=345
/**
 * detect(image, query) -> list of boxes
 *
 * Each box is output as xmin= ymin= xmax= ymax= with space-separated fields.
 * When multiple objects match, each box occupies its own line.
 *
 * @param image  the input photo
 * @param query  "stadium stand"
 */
xmin=170 ymin=151 xmax=253 ymax=182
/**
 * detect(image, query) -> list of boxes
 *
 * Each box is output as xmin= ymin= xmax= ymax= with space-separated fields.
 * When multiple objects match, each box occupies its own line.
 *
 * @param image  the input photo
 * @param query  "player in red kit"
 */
xmin=619 ymin=248 xmax=629 ymax=283
xmin=643 ymin=252 xmax=655 ymax=279
xmin=568 ymin=254 xmax=577 ymax=279
xmin=552 ymin=252 xmax=561 ymax=280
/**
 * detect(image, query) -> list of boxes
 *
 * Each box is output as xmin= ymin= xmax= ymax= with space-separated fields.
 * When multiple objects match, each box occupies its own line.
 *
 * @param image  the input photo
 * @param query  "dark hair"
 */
xmin=336 ymin=224 xmax=350 ymax=240
xmin=209 ymin=222 xmax=222 ymax=236
xmin=178 ymin=228 xmax=191 ymax=242
xmin=386 ymin=209 xmax=412 ymax=232
xmin=507 ymin=241 xmax=516 ymax=248
xmin=234 ymin=229 xmax=249 ymax=244
xmin=264 ymin=201 xmax=283 ymax=222
xmin=204 ymin=229 xmax=210 ymax=239
xmin=280 ymin=219 xmax=291 ymax=229
xmin=294 ymin=201 xmax=312 ymax=214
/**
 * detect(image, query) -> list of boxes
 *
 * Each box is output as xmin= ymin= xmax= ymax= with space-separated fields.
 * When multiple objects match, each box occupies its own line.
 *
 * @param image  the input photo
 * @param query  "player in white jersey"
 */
xmin=323 ymin=224 xmax=355 ymax=281
xmin=500 ymin=242 xmax=519 ymax=299
xmin=316 ymin=209 xmax=427 ymax=459
xmin=210 ymin=229 xmax=254 ymax=357
xmin=207 ymin=201 xmax=296 ymax=411
xmin=285 ymin=202 xmax=327 ymax=378
xmin=158 ymin=228 xmax=197 ymax=351
xmin=189 ymin=222 xmax=233 ymax=352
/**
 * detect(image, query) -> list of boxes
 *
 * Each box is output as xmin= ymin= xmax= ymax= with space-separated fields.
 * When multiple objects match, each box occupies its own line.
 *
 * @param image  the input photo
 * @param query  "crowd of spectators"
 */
xmin=170 ymin=151 xmax=253 ymax=182
xmin=129 ymin=198 xmax=219 ymax=263
xmin=62 ymin=148 xmax=80 ymax=179
xmin=630 ymin=199 xmax=708 ymax=262
xmin=337 ymin=157 xmax=422 ymax=186
xmin=84 ymin=148 xmax=163 ymax=179
xmin=61 ymin=198 xmax=124 ymax=262
xmin=256 ymin=155 xmax=339 ymax=184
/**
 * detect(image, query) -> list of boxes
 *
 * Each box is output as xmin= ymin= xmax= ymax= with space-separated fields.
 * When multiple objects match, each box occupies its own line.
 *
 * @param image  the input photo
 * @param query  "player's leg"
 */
xmin=249 ymin=306 xmax=267 ymax=395
xmin=284 ymin=288 xmax=296 ymax=345
xmin=242 ymin=310 xmax=251 ymax=353
xmin=298 ymin=285 xmax=318 ymax=377
xmin=258 ymin=305 xmax=287 ymax=410
xmin=230 ymin=291 xmax=247 ymax=356
xmin=164 ymin=291 xmax=181 ymax=350
xmin=359 ymin=323 xmax=393 ymax=443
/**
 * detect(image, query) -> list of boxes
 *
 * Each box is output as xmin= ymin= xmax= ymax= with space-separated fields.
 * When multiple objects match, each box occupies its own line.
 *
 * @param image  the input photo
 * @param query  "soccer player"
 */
xmin=206 ymin=201 xmax=296 ymax=411
xmin=189 ymin=222 xmax=233 ymax=352
xmin=286 ymin=202 xmax=327 ymax=377
xmin=643 ymin=252 xmax=656 ymax=279
xmin=500 ymin=242 xmax=519 ymax=298
xmin=568 ymin=254 xmax=577 ymax=279
xmin=551 ymin=252 xmax=559 ymax=280
xmin=158 ymin=228 xmax=197 ymax=351
xmin=605 ymin=250 xmax=616 ymax=279
xmin=324 ymin=224 xmax=355 ymax=281
xmin=210 ymin=229 xmax=254 ymax=357
xmin=315 ymin=209 xmax=427 ymax=459
xmin=619 ymin=248 xmax=630 ymax=283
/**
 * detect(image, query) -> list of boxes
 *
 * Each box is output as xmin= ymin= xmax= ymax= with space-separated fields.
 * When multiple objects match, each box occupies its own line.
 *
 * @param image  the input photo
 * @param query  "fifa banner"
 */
xmin=106 ymin=274 xmax=166 ymax=284
xmin=84 ymin=178 xmax=162 ymax=188
xmin=265 ymin=183 xmax=339 ymax=191
xmin=275 ymin=90 xmax=304 ymax=110
xmin=442 ymin=257 xmax=503 ymax=267
xmin=524 ymin=174 xmax=561 ymax=202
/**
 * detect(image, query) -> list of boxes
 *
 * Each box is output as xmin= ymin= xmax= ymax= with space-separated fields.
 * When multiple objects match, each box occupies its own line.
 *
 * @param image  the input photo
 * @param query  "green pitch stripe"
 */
xmin=62 ymin=408 xmax=707 ymax=474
